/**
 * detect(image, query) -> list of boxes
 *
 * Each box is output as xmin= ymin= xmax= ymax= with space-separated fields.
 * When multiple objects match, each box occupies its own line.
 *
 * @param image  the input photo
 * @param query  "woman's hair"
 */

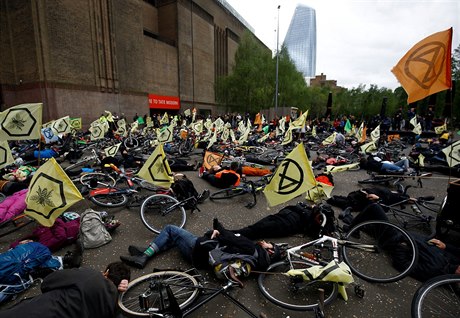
xmin=105 ymin=261 xmax=131 ymax=287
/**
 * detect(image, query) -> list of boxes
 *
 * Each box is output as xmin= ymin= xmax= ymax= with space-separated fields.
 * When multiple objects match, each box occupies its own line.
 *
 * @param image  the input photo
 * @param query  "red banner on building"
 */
xmin=148 ymin=94 xmax=180 ymax=110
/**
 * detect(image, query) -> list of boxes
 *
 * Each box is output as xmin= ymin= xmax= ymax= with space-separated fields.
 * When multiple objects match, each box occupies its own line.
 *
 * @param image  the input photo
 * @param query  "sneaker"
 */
xmin=197 ymin=189 xmax=210 ymax=203
xmin=198 ymin=166 xmax=205 ymax=177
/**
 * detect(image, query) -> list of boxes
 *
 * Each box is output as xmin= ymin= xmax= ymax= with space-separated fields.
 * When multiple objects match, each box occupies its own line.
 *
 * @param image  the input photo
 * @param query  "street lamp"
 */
xmin=274 ymin=5 xmax=280 ymax=119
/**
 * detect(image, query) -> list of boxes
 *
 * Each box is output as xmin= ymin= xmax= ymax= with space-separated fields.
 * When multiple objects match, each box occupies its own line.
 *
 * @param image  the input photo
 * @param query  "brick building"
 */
xmin=0 ymin=0 xmax=267 ymax=126
xmin=309 ymin=73 xmax=339 ymax=89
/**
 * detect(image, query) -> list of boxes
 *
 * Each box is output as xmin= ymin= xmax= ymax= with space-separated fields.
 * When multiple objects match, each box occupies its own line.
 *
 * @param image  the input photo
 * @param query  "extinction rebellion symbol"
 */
xmin=276 ymin=159 xmax=304 ymax=195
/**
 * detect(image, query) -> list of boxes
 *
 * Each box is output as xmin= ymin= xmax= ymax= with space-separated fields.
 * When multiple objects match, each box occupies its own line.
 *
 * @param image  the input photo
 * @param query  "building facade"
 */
xmin=283 ymin=4 xmax=316 ymax=79
xmin=0 ymin=0 xmax=267 ymax=126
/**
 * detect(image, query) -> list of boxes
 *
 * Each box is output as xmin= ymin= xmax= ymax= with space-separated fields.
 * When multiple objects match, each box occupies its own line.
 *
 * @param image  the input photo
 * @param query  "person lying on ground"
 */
xmin=338 ymin=195 xmax=460 ymax=282
xmin=230 ymin=203 xmax=336 ymax=240
xmin=327 ymin=186 xmax=414 ymax=210
xmin=169 ymin=158 xmax=201 ymax=172
xmin=199 ymin=161 xmax=241 ymax=188
xmin=0 ymin=241 xmax=84 ymax=304
xmin=119 ymin=219 xmax=283 ymax=276
xmin=0 ymin=261 xmax=130 ymax=318
xmin=359 ymin=154 xmax=412 ymax=174
xmin=0 ymin=180 xmax=29 ymax=196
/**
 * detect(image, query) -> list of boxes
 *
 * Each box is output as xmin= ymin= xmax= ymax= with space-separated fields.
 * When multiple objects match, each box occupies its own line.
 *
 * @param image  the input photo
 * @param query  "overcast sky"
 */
xmin=225 ymin=0 xmax=460 ymax=90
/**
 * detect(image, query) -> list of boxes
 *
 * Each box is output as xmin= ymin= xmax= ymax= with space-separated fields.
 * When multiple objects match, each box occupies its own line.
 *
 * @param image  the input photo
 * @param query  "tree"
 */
xmin=215 ymin=31 xmax=272 ymax=115
xmin=452 ymin=43 xmax=460 ymax=81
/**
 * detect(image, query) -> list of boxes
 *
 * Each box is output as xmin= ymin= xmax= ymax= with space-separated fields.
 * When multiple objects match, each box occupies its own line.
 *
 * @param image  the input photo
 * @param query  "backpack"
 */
xmin=79 ymin=209 xmax=112 ymax=249
xmin=171 ymin=176 xmax=199 ymax=210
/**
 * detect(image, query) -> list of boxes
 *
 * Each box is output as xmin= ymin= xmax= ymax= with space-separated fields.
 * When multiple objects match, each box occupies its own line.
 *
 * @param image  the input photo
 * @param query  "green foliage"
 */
xmin=216 ymin=36 xmax=460 ymax=124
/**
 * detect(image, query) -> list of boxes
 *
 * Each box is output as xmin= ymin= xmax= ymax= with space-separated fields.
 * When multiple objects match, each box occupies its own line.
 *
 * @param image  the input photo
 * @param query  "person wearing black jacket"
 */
xmin=0 ymin=262 xmax=130 ymax=318
xmin=339 ymin=193 xmax=460 ymax=282
xmin=120 ymin=219 xmax=281 ymax=271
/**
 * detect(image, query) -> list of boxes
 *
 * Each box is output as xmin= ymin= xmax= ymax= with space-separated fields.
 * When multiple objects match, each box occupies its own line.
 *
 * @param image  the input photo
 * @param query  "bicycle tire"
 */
xmin=139 ymin=179 xmax=160 ymax=192
xmin=118 ymin=270 xmax=200 ymax=317
xmin=342 ymin=220 xmax=418 ymax=283
xmin=80 ymin=173 xmax=116 ymax=188
xmin=258 ymin=260 xmax=338 ymax=311
xmin=124 ymin=137 xmax=139 ymax=149
xmin=89 ymin=193 xmax=128 ymax=207
xmin=358 ymin=176 xmax=395 ymax=185
xmin=140 ymin=194 xmax=186 ymax=234
xmin=411 ymin=274 xmax=460 ymax=318
xmin=0 ymin=193 xmax=5 ymax=204
xmin=209 ymin=187 xmax=246 ymax=200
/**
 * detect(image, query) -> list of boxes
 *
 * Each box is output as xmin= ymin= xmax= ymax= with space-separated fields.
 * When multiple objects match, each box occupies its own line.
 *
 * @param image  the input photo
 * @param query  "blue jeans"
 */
xmin=150 ymin=225 xmax=197 ymax=263
xmin=381 ymin=158 xmax=409 ymax=173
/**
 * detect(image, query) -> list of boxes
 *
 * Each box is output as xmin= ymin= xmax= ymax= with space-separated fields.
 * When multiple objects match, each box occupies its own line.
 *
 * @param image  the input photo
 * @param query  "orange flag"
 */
xmin=254 ymin=113 xmax=262 ymax=125
xmin=202 ymin=151 xmax=224 ymax=170
xmin=391 ymin=27 xmax=452 ymax=104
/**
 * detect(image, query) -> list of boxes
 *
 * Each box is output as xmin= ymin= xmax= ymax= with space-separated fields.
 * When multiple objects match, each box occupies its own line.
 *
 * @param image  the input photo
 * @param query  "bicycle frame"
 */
xmin=285 ymin=235 xmax=377 ymax=268
xmin=380 ymin=196 xmax=441 ymax=235
xmin=127 ymin=269 xmax=260 ymax=318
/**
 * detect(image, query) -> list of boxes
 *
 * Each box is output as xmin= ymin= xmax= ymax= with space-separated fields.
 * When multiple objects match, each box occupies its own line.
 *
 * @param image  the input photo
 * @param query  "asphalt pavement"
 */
xmin=0 ymin=148 xmax=455 ymax=318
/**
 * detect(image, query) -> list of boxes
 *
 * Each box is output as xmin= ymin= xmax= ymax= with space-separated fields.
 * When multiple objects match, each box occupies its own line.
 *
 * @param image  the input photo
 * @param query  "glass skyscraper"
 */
xmin=283 ymin=5 xmax=316 ymax=78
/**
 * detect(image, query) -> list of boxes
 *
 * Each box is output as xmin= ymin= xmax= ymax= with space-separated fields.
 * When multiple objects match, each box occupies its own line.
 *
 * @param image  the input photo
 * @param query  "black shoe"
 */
xmin=339 ymin=207 xmax=354 ymax=225
xmin=63 ymin=239 xmax=84 ymax=269
xmin=339 ymin=207 xmax=352 ymax=220
xmin=128 ymin=245 xmax=145 ymax=256
xmin=197 ymin=189 xmax=210 ymax=203
xmin=120 ymin=254 xmax=149 ymax=269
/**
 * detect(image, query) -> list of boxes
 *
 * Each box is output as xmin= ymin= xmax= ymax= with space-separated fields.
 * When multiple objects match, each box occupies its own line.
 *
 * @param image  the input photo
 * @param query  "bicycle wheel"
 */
xmin=140 ymin=194 xmax=186 ymax=234
xmin=342 ymin=220 xmax=418 ymax=283
xmin=358 ymin=175 xmax=395 ymax=185
xmin=210 ymin=187 xmax=245 ymax=200
xmin=124 ymin=137 xmax=139 ymax=149
xmin=411 ymin=274 xmax=460 ymax=318
xmin=89 ymin=193 xmax=128 ymax=207
xmin=118 ymin=270 xmax=200 ymax=317
xmin=80 ymin=173 xmax=116 ymax=188
xmin=258 ymin=260 xmax=338 ymax=311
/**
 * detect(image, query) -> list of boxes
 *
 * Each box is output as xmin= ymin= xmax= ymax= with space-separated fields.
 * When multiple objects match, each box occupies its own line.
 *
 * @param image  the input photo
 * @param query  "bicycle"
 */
xmin=257 ymin=218 xmax=418 ymax=311
xmin=87 ymin=164 xmax=170 ymax=208
xmin=63 ymin=149 xmax=100 ymax=172
xmin=140 ymin=194 xmax=203 ymax=234
xmin=411 ymin=274 xmax=460 ymax=318
xmin=118 ymin=267 xmax=264 ymax=318
xmin=380 ymin=189 xmax=442 ymax=237
xmin=358 ymin=170 xmax=432 ymax=188
xmin=209 ymin=175 xmax=272 ymax=208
